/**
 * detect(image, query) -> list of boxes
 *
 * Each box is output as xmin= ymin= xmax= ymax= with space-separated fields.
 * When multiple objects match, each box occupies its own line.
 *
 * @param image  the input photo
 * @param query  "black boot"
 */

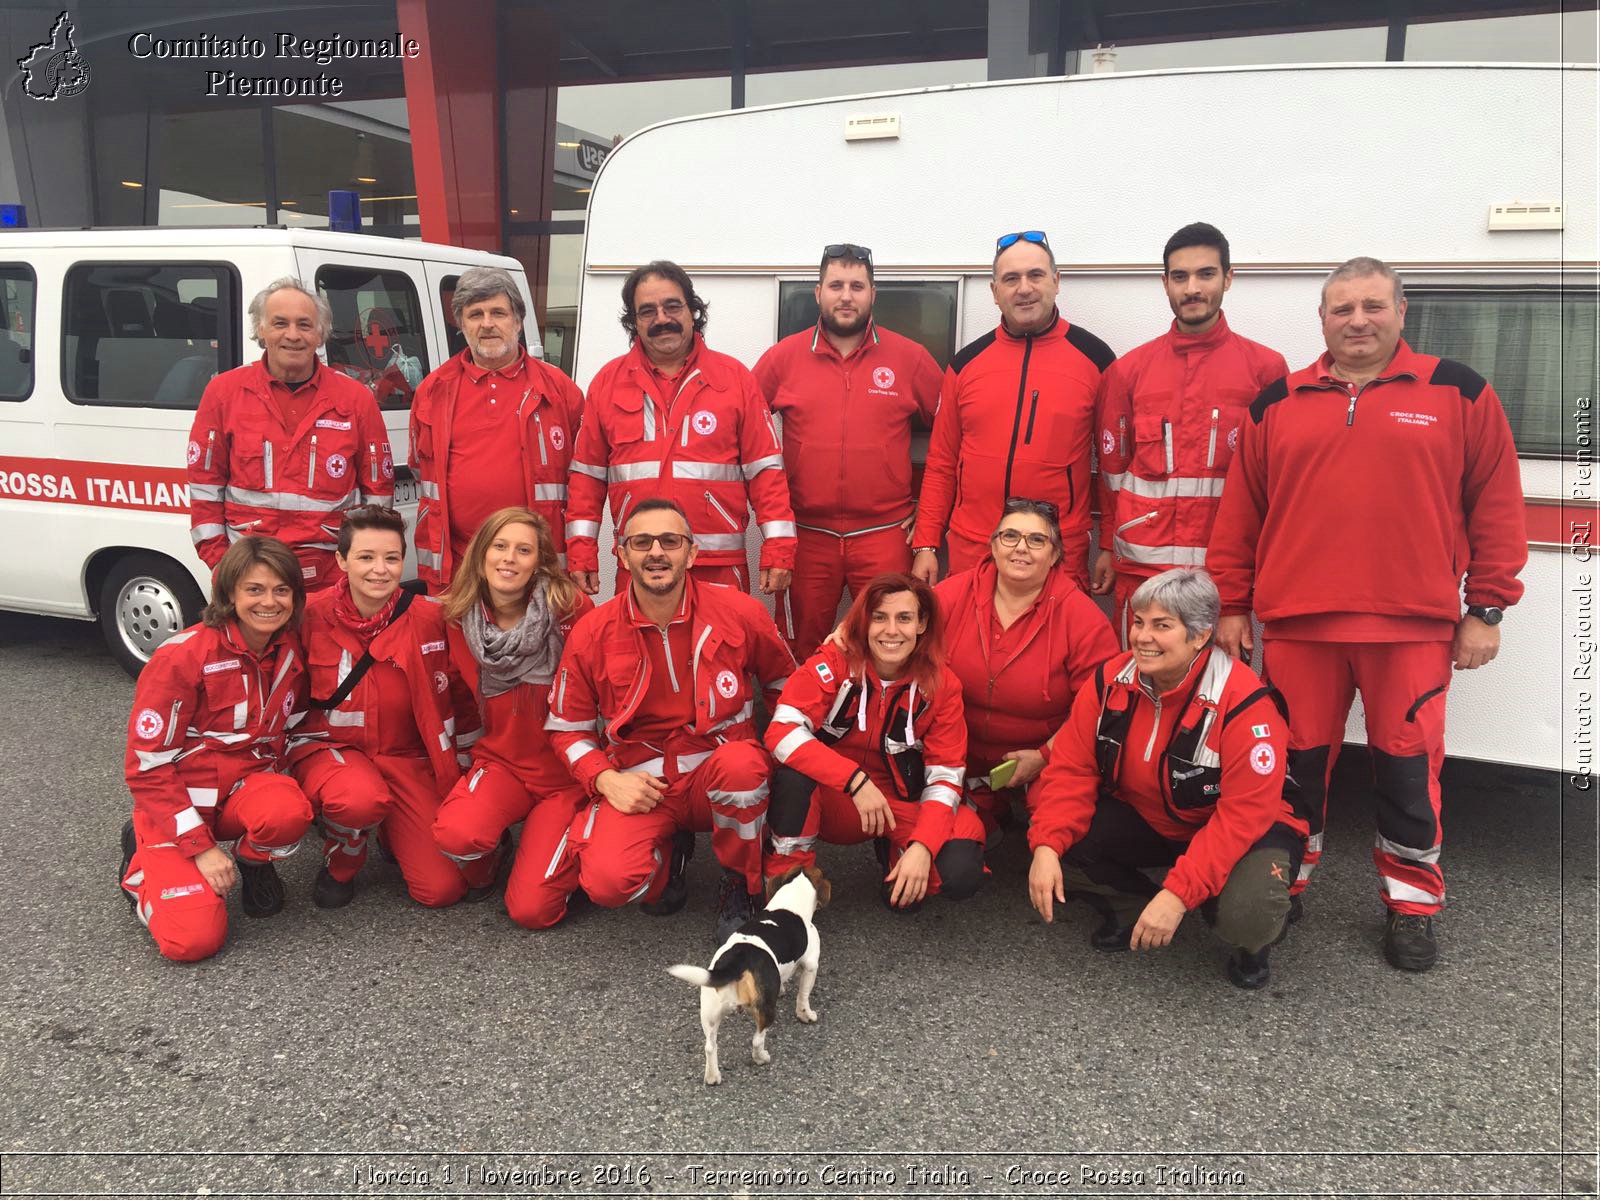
xmin=641 ymin=829 xmax=695 ymax=916
xmin=463 ymin=831 xmax=514 ymax=904
xmin=713 ymin=869 xmax=757 ymax=942
xmin=238 ymin=858 xmax=285 ymax=918
xmin=312 ymin=866 xmax=356 ymax=909
xmin=118 ymin=819 xmax=137 ymax=910
xmin=1227 ymin=945 xmax=1272 ymax=989
xmin=1089 ymin=913 xmax=1134 ymax=951
xmin=1383 ymin=911 xmax=1438 ymax=972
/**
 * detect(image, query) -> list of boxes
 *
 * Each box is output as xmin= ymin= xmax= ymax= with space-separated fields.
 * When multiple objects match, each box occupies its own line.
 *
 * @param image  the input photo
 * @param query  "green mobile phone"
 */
xmin=988 ymin=758 xmax=1019 ymax=790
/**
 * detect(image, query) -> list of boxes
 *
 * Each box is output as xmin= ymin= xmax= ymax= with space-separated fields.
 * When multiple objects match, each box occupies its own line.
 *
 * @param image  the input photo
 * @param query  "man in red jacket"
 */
xmin=566 ymin=261 xmax=796 ymax=597
xmin=753 ymin=244 xmax=942 ymax=656
xmin=544 ymin=499 xmax=796 ymax=942
xmin=188 ymin=280 xmax=392 ymax=591
xmin=912 ymin=231 xmax=1115 ymax=590
xmin=409 ymin=267 xmax=583 ymax=592
xmin=1092 ymin=223 xmax=1287 ymax=638
xmin=1209 ymin=256 xmax=1528 ymax=973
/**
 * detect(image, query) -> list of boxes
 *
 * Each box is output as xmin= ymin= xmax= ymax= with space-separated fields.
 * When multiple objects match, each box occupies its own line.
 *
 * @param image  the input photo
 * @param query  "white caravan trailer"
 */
xmin=572 ymin=63 xmax=1598 ymax=775
xmin=0 ymin=227 xmax=533 ymax=673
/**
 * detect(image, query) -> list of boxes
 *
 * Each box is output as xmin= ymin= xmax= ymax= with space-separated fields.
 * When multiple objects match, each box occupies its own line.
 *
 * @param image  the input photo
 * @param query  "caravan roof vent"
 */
xmin=1489 ymin=202 xmax=1563 ymax=231
xmin=845 ymin=114 xmax=900 ymax=142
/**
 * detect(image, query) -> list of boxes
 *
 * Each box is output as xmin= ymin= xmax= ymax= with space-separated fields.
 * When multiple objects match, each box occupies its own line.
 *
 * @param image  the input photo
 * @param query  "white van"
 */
xmin=573 ymin=63 xmax=1598 ymax=775
xmin=0 ymin=227 xmax=534 ymax=673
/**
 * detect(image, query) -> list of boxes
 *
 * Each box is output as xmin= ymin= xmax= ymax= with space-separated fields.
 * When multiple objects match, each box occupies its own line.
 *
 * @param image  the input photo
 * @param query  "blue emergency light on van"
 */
xmin=0 ymin=205 xmax=26 ymax=228
xmin=328 ymin=190 xmax=361 ymax=232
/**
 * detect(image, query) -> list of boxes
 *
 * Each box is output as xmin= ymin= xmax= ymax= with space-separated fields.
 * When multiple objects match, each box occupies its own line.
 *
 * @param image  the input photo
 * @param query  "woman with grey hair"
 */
xmin=1024 ymin=567 xmax=1310 ymax=989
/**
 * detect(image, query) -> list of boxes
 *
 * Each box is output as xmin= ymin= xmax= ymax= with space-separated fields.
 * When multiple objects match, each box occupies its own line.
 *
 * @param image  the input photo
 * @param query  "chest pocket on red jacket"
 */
xmin=674 ymin=384 xmax=736 ymax=457
xmin=202 ymin=666 xmax=252 ymax=735
xmin=1132 ymin=404 xmax=1174 ymax=478
xmin=602 ymin=637 xmax=642 ymax=705
xmin=302 ymin=405 xmax=361 ymax=499
xmin=1162 ymin=703 xmax=1222 ymax=817
xmin=610 ymin=389 xmax=659 ymax=453
xmin=1203 ymin=388 xmax=1255 ymax=472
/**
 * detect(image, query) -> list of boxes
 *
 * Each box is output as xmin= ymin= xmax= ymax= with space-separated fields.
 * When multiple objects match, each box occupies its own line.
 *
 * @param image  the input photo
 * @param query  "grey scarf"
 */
xmin=462 ymin=590 xmax=562 ymax=699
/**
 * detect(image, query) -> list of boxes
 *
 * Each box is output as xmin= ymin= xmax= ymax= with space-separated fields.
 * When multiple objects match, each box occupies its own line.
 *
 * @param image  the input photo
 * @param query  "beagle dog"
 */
xmin=666 ymin=866 xmax=830 ymax=1086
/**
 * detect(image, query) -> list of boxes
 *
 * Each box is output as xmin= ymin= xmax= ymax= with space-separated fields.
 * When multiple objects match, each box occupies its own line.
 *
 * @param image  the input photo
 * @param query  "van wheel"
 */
xmin=99 ymin=554 xmax=204 ymax=677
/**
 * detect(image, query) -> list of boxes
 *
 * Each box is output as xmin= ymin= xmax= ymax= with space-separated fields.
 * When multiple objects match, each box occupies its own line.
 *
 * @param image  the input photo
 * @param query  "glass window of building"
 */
xmin=63 ymin=263 xmax=238 ymax=408
xmin=744 ymin=59 xmax=985 ymax=106
xmin=153 ymin=110 xmax=269 ymax=227
xmin=1404 ymin=11 xmax=1598 ymax=61
xmin=276 ymin=105 xmax=419 ymax=235
xmin=316 ymin=265 xmax=430 ymax=411
xmin=0 ymin=265 xmax=36 ymax=401
xmin=1405 ymin=288 xmax=1598 ymax=459
xmin=777 ymin=279 xmax=961 ymax=368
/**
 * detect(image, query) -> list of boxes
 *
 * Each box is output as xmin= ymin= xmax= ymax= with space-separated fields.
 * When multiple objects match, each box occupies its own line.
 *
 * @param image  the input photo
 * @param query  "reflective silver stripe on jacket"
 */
xmin=741 ymin=454 xmax=783 ymax=479
xmin=672 ymin=461 xmax=742 ymax=482
xmin=415 ymin=547 xmax=442 ymax=569
xmin=186 ymin=787 xmax=219 ymax=809
xmin=565 ymin=738 xmax=601 ymax=764
xmin=419 ymin=479 xmax=441 ymax=499
xmin=771 ymin=704 xmax=813 ymax=730
xmin=1113 ymin=540 xmax=1208 ymax=567
xmin=533 ymin=483 xmax=568 ymax=501
xmin=570 ymin=460 xmax=607 ymax=480
xmin=190 ymin=523 xmax=226 ymax=545
xmin=545 ymin=716 xmax=595 ymax=733
xmin=566 ymin=520 xmax=601 ymax=540
xmin=189 ymin=484 xmax=224 ymax=503
xmin=610 ymin=462 xmax=660 ymax=482
xmin=710 ymin=809 xmax=765 ymax=841
xmin=708 ymin=780 xmax=768 ymax=810
xmin=325 ymin=708 xmax=364 ymax=727
xmin=771 ymin=834 xmax=816 ymax=855
xmin=760 ymin=521 xmax=797 ymax=539
xmin=224 ymin=485 xmax=362 ymax=513
xmin=1100 ymin=471 xmax=1227 ymax=500
xmin=771 ymin=726 xmax=814 ymax=764
xmin=696 ymin=533 xmax=745 ymax=552
xmin=676 ymin=749 xmax=713 ymax=774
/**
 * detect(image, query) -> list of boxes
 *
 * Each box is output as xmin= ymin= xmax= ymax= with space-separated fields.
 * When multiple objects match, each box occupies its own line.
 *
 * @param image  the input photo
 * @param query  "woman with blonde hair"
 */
xmin=433 ymin=506 xmax=593 ymax=925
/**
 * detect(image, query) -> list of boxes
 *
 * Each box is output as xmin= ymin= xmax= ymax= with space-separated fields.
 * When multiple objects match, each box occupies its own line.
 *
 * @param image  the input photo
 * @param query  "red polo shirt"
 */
xmin=445 ymin=350 xmax=532 ymax=560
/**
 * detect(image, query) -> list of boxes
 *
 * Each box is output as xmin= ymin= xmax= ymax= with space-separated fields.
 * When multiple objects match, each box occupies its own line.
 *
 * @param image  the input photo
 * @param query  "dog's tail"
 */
xmin=666 ymin=964 xmax=713 ymax=988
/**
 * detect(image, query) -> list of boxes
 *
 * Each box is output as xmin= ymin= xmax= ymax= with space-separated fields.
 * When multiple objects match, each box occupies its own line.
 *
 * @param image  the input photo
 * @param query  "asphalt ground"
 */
xmin=0 ymin=610 xmax=1594 ymax=1200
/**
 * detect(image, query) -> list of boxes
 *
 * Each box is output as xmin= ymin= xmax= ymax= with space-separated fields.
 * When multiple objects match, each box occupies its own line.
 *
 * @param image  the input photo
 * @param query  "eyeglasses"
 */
xmin=621 ymin=531 xmax=691 ymax=552
xmin=993 ymin=529 xmax=1054 ymax=550
xmin=633 ymin=299 xmax=687 ymax=322
xmin=1003 ymin=495 xmax=1060 ymax=521
xmin=996 ymin=230 xmax=1050 ymax=252
xmin=823 ymin=243 xmax=873 ymax=266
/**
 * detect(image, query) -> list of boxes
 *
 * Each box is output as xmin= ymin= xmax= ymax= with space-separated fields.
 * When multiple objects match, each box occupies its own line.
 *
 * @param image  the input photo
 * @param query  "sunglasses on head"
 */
xmin=996 ymin=230 xmax=1050 ymax=252
xmin=1004 ymin=495 xmax=1060 ymax=520
xmin=621 ymin=531 xmax=691 ymax=552
xmin=824 ymin=243 xmax=873 ymax=266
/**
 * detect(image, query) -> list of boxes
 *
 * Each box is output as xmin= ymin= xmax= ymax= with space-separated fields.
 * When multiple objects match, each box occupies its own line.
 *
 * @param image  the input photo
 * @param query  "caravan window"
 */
xmin=777 ymin=280 xmax=960 ymax=369
xmin=0 ymin=265 xmax=34 ymax=401
xmin=1405 ymin=288 xmax=1598 ymax=460
xmin=317 ymin=266 xmax=430 ymax=412
xmin=63 ymin=263 xmax=238 ymax=408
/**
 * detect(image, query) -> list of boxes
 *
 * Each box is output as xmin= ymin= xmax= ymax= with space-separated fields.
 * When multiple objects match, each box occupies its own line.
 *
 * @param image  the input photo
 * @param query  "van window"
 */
xmin=317 ymin=266 xmax=430 ymax=411
xmin=777 ymin=279 xmax=960 ymax=368
xmin=0 ymin=265 xmax=35 ymax=401
xmin=1406 ymin=288 xmax=1598 ymax=460
xmin=63 ymin=263 xmax=238 ymax=408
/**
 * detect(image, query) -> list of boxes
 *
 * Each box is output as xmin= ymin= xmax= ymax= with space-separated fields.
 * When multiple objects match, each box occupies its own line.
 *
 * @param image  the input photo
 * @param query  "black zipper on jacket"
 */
xmin=1001 ymin=337 xmax=1035 ymax=502
xmin=1023 ymin=388 xmax=1040 ymax=444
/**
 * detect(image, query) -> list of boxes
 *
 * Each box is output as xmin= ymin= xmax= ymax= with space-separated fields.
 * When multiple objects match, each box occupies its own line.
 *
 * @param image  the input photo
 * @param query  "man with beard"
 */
xmin=1090 ymin=223 xmax=1287 ymax=639
xmin=408 ymin=267 xmax=584 ymax=592
xmin=753 ymin=244 xmax=943 ymax=656
xmin=544 ymin=499 xmax=796 ymax=941
xmin=566 ymin=261 xmax=796 ymax=596
xmin=911 ymin=231 xmax=1115 ymax=591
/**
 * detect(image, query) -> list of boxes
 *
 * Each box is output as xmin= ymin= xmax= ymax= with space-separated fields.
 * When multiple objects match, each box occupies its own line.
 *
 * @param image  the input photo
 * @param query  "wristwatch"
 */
xmin=912 ymin=546 xmax=938 ymax=556
xmin=1465 ymin=605 xmax=1504 ymax=626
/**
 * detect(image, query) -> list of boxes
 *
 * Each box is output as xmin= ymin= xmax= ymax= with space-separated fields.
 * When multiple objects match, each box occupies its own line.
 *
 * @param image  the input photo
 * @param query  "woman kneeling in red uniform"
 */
xmin=119 ymin=536 xmax=314 ymax=962
xmin=1027 ymin=568 xmax=1308 ymax=988
xmin=765 ymin=573 xmax=983 ymax=909
xmin=433 ymin=506 xmax=593 ymax=927
xmin=289 ymin=505 xmax=481 ymax=908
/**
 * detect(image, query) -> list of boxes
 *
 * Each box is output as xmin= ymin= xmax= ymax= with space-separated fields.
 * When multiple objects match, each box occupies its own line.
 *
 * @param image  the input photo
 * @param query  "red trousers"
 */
xmin=559 ymin=740 xmax=771 ymax=908
xmin=293 ymin=747 xmax=465 ymax=907
xmin=779 ymin=525 xmax=910 ymax=658
xmin=766 ymin=772 xmax=988 ymax=899
xmin=121 ymin=771 xmax=312 ymax=962
xmin=1263 ymin=638 xmax=1451 ymax=915
xmin=948 ymin=527 xmax=1090 ymax=591
xmin=431 ymin=758 xmax=585 ymax=927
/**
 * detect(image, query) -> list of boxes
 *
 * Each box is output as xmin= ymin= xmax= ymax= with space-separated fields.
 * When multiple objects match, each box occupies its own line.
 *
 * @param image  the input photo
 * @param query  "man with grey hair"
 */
xmin=409 ymin=266 xmax=584 ymax=592
xmin=188 ymin=278 xmax=391 ymax=590
xmin=1209 ymin=255 xmax=1528 ymax=972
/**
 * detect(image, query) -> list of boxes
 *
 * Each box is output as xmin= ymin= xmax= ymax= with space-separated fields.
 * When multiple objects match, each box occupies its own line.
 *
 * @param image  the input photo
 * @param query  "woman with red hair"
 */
xmin=764 ymin=573 xmax=984 ymax=909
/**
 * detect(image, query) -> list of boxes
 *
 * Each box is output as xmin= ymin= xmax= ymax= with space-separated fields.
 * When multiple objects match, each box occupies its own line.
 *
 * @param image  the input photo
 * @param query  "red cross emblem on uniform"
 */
xmin=363 ymin=320 xmax=391 ymax=358
xmin=872 ymin=366 xmax=895 ymax=389
xmin=692 ymin=410 xmax=717 ymax=436
xmin=1249 ymin=742 xmax=1277 ymax=776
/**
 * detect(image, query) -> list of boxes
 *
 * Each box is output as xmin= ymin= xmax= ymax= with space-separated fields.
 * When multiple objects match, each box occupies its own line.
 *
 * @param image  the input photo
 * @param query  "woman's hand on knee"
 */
xmin=193 ymin=845 xmax=238 ymax=896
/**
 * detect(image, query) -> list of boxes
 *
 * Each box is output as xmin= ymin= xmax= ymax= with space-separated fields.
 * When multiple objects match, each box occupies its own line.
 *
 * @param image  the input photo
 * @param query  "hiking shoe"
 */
xmin=642 ymin=829 xmax=695 ymax=917
xmin=238 ymin=858 xmax=285 ymax=918
xmin=1288 ymin=893 xmax=1304 ymax=924
xmin=1227 ymin=946 xmax=1272 ymax=989
xmin=1383 ymin=911 xmax=1439 ymax=972
xmin=312 ymin=866 xmax=356 ymax=910
xmin=463 ymin=832 xmax=514 ymax=904
xmin=712 ymin=870 xmax=758 ymax=943
xmin=118 ymin=819 xmax=137 ymax=909
xmin=1089 ymin=914 xmax=1134 ymax=952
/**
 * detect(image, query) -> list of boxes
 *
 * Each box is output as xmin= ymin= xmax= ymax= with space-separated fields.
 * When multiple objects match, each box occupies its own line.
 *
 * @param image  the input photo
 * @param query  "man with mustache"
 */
xmin=1091 ymin=223 xmax=1288 ymax=639
xmin=566 ymin=260 xmax=796 ymax=596
xmin=544 ymin=499 xmax=796 ymax=941
xmin=408 ymin=267 xmax=583 ymax=592
xmin=752 ymin=244 xmax=942 ymax=657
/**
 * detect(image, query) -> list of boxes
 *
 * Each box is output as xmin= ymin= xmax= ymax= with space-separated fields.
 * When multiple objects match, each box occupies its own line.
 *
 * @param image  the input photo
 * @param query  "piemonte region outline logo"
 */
xmin=18 ymin=11 xmax=90 ymax=101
